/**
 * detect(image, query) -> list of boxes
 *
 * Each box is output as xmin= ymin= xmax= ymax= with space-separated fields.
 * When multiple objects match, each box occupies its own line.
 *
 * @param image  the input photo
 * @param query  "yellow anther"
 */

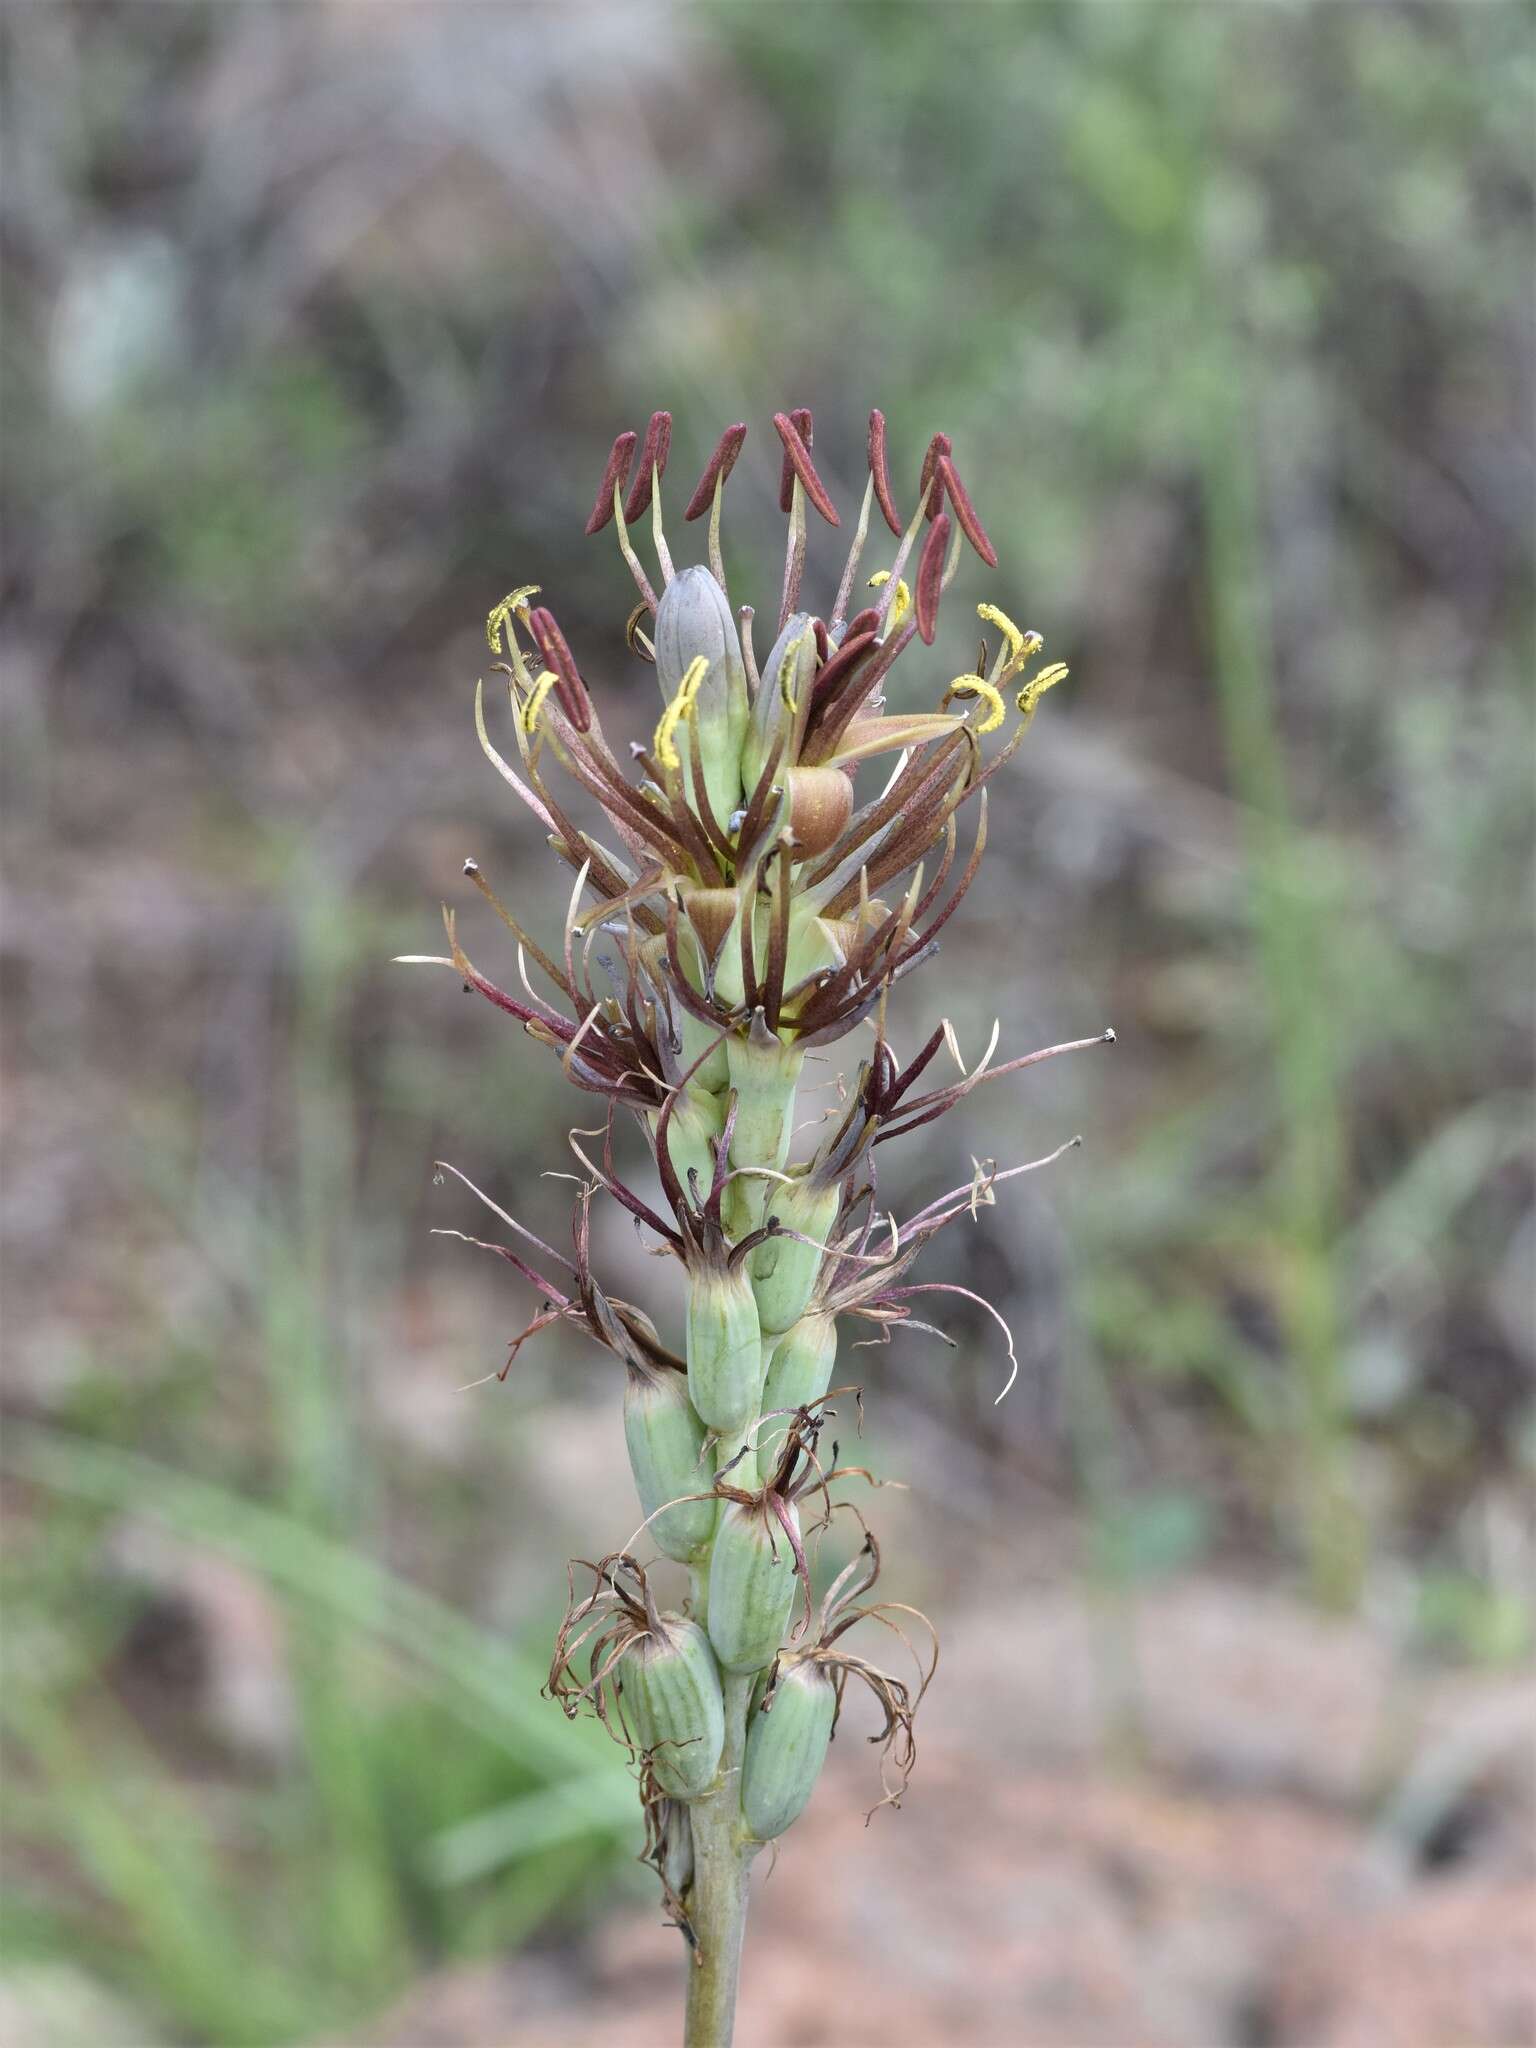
xmin=1015 ymin=661 xmax=1069 ymax=730
xmin=522 ymin=667 xmax=561 ymax=734
xmin=942 ymin=673 xmax=1006 ymax=735
xmin=653 ymin=654 xmax=709 ymax=770
xmin=778 ymin=630 xmax=808 ymax=714
xmin=487 ymin=584 xmax=542 ymax=654
xmin=975 ymin=603 xmax=1041 ymax=679
xmin=868 ymin=569 xmax=911 ymax=630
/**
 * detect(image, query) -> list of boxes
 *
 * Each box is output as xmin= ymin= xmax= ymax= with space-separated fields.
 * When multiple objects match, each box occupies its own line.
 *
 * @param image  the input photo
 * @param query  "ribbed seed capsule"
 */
xmin=622 ymin=1614 xmax=725 ymax=1801
xmin=623 ymin=1366 xmax=716 ymax=1562
xmin=742 ymin=1659 xmax=837 ymax=1840
xmin=706 ymin=1497 xmax=800 ymax=1674
xmin=686 ymin=1264 xmax=763 ymax=1433
xmin=750 ymin=1176 xmax=840 ymax=1334
xmin=757 ymin=1311 xmax=837 ymax=1460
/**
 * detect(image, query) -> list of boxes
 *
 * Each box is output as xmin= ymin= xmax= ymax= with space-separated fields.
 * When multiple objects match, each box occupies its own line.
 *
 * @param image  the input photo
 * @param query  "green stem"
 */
xmin=683 ymin=1672 xmax=756 ymax=2048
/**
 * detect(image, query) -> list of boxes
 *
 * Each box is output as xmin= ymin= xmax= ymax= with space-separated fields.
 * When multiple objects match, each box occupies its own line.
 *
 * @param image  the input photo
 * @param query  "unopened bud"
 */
xmin=742 ymin=612 xmax=817 ymax=793
xmin=655 ymin=565 xmax=749 ymax=827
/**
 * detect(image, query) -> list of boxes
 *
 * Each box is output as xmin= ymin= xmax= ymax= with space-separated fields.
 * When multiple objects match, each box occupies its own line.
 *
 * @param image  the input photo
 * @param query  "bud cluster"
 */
xmin=411 ymin=408 xmax=1110 ymax=2032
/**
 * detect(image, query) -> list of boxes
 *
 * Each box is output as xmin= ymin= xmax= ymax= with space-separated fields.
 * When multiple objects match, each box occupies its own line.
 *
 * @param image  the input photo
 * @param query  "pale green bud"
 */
xmin=742 ymin=612 xmax=817 ymax=795
xmin=686 ymin=1263 xmax=763 ymax=1434
xmin=742 ymin=1659 xmax=837 ymax=1840
xmin=706 ymin=1498 xmax=800 ymax=1674
xmin=622 ymin=1613 xmax=726 ymax=1801
xmin=750 ymin=1175 xmax=841 ymax=1334
xmin=623 ymin=1367 xmax=716 ymax=1563
xmin=655 ymin=565 xmax=748 ymax=828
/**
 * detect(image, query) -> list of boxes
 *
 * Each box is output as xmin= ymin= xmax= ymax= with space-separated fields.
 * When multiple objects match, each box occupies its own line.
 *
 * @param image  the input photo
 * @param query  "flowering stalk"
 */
xmin=406 ymin=409 xmax=1110 ymax=2047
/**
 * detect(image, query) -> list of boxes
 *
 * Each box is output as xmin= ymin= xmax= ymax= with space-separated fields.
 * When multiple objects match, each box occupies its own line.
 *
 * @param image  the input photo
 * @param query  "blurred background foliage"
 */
xmin=1 ymin=2 xmax=1531 ymax=2043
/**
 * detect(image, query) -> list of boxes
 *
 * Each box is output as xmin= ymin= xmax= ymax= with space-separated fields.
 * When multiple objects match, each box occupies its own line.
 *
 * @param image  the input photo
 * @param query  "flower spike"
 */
xmin=416 ymin=407 xmax=1095 ymax=2042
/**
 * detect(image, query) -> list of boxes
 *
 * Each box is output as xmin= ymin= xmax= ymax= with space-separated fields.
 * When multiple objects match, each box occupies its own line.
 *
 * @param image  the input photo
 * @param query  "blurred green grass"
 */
xmin=2 ymin=1 xmax=1531 ymax=2042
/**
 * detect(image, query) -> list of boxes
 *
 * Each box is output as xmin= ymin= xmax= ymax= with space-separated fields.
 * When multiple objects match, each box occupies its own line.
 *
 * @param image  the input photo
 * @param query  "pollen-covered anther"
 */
xmin=941 ymin=673 xmax=1006 ymax=735
xmin=653 ymin=654 xmax=709 ymax=770
xmin=1015 ymin=661 xmax=1070 ymax=728
xmin=521 ymin=668 xmax=561 ymax=735
xmin=486 ymin=584 xmax=542 ymax=654
xmin=978 ymin=598 xmax=1040 ymax=679
xmin=867 ymin=570 xmax=911 ymax=631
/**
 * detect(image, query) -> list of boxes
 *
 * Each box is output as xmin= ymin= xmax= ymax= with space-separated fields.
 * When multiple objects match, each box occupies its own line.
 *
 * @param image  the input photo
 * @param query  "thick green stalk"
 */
xmin=683 ymin=1671 xmax=757 ymax=2048
xmin=674 ymin=1036 xmax=802 ymax=2044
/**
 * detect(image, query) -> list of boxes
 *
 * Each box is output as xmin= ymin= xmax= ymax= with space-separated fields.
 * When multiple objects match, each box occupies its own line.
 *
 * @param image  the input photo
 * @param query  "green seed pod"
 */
xmin=757 ymin=1311 xmax=837 ymax=1461
xmin=726 ymin=1028 xmax=804 ymax=1176
xmin=655 ymin=565 xmax=749 ymax=829
xmin=622 ymin=1613 xmax=726 ymax=1801
xmin=750 ymin=1176 xmax=841 ymax=1334
xmin=742 ymin=612 xmax=817 ymax=795
xmin=686 ymin=1263 xmax=763 ymax=1434
xmin=706 ymin=1497 xmax=800 ymax=1674
xmin=741 ymin=1658 xmax=838 ymax=1840
xmin=650 ymin=1080 xmax=724 ymax=1204
xmin=623 ymin=1365 xmax=716 ymax=1563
